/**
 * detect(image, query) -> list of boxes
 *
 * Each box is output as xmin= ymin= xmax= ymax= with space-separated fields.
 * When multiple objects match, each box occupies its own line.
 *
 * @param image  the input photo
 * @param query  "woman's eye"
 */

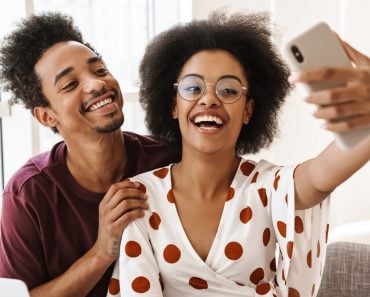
xmin=185 ymin=85 xmax=202 ymax=94
xmin=220 ymin=88 xmax=237 ymax=96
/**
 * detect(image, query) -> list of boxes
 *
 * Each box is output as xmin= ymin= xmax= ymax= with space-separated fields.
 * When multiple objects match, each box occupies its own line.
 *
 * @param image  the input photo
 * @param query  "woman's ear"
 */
xmin=33 ymin=106 xmax=58 ymax=129
xmin=172 ymin=102 xmax=178 ymax=119
xmin=243 ymin=99 xmax=255 ymax=124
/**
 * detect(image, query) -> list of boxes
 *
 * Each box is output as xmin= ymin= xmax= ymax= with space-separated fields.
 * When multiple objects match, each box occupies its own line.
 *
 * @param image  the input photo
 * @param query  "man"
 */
xmin=0 ymin=12 xmax=179 ymax=297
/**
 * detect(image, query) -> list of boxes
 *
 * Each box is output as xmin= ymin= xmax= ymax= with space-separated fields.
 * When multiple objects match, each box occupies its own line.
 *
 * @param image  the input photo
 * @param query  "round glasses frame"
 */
xmin=173 ymin=75 xmax=248 ymax=104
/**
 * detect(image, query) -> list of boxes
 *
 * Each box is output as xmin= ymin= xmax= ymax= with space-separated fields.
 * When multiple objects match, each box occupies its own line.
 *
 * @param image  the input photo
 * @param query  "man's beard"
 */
xmin=94 ymin=115 xmax=124 ymax=134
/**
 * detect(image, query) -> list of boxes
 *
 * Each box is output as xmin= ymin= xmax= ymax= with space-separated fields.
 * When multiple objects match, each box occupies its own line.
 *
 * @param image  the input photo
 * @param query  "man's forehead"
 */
xmin=35 ymin=41 xmax=101 ymax=80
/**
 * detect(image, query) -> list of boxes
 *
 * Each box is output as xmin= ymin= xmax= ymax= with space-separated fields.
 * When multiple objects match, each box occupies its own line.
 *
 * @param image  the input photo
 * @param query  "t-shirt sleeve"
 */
xmin=0 ymin=190 xmax=48 ymax=290
xmin=107 ymin=216 xmax=163 ymax=297
xmin=269 ymin=165 xmax=330 ymax=297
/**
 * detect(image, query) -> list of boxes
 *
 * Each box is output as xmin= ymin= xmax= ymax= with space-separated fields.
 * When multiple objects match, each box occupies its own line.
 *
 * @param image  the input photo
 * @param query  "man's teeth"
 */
xmin=194 ymin=115 xmax=223 ymax=125
xmin=89 ymin=97 xmax=113 ymax=111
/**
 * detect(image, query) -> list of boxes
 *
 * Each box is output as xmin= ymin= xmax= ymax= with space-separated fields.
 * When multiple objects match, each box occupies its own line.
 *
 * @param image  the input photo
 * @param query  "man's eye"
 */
xmin=95 ymin=68 xmax=109 ymax=76
xmin=62 ymin=81 xmax=78 ymax=91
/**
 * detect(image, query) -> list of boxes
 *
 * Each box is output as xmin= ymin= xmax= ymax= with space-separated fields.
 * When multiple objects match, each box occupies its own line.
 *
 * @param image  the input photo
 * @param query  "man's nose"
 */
xmin=198 ymin=83 xmax=221 ymax=107
xmin=82 ymin=76 xmax=106 ymax=93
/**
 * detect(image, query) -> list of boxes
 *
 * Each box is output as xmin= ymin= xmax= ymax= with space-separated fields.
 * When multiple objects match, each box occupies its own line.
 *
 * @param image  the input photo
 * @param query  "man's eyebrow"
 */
xmin=53 ymin=56 xmax=104 ymax=86
xmin=87 ymin=56 xmax=104 ymax=64
xmin=54 ymin=67 xmax=73 ymax=86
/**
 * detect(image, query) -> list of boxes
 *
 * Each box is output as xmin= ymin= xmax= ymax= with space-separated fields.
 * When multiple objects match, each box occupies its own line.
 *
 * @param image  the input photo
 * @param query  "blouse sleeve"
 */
xmin=107 ymin=216 xmax=164 ymax=297
xmin=270 ymin=165 xmax=330 ymax=297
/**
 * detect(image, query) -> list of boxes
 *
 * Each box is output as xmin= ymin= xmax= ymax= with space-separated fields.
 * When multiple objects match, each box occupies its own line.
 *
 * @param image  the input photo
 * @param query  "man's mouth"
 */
xmin=192 ymin=114 xmax=224 ymax=128
xmin=88 ymin=97 xmax=113 ymax=111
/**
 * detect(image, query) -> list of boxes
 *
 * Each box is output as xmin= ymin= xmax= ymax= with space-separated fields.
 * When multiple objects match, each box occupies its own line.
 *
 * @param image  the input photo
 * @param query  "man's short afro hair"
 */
xmin=139 ymin=11 xmax=292 ymax=155
xmin=0 ymin=12 xmax=96 ymax=112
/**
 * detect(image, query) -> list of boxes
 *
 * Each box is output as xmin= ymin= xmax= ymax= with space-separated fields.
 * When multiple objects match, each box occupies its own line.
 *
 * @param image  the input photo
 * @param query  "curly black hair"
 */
xmin=139 ymin=11 xmax=292 ymax=155
xmin=0 ymin=12 xmax=96 ymax=114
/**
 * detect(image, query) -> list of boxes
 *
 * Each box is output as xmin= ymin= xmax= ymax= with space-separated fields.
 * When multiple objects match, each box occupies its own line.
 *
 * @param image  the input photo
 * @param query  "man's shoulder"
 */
xmin=123 ymin=131 xmax=170 ymax=149
xmin=4 ymin=141 xmax=65 ymax=195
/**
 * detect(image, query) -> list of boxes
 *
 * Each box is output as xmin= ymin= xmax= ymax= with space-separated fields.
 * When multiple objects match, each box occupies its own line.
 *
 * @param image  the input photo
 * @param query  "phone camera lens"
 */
xmin=291 ymin=45 xmax=304 ymax=63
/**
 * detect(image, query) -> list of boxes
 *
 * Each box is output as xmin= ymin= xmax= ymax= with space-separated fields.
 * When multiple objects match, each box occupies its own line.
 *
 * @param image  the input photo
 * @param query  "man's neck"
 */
xmin=65 ymin=131 xmax=127 ymax=192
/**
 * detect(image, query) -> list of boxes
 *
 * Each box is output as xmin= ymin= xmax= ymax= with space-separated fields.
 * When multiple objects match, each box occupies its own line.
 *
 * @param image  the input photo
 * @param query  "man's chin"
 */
xmin=94 ymin=118 xmax=124 ymax=134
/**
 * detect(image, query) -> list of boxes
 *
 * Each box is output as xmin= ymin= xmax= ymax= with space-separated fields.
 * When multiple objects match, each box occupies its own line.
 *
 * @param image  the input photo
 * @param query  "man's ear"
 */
xmin=243 ymin=99 xmax=255 ymax=124
xmin=33 ymin=106 xmax=58 ymax=128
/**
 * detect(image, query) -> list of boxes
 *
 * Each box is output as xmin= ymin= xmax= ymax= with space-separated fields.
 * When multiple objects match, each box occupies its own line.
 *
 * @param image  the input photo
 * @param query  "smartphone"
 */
xmin=285 ymin=22 xmax=370 ymax=150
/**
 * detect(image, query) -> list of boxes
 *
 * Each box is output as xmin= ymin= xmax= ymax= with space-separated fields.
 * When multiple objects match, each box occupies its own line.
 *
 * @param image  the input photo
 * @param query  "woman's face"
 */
xmin=172 ymin=50 xmax=254 ymax=156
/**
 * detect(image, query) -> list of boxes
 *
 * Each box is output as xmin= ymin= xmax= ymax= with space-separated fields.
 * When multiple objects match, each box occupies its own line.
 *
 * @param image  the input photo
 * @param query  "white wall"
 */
xmin=192 ymin=0 xmax=370 ymax=227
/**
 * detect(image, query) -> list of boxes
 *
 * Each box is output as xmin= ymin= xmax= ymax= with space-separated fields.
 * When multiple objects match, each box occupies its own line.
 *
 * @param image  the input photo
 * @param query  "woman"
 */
xmin=108 ymin=12 xmax=370 ymax=297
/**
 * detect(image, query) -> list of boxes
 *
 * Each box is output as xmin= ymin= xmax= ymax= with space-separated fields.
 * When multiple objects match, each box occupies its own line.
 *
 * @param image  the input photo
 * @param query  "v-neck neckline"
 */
xmin=167 ymin=159 xmax=242 ymax=266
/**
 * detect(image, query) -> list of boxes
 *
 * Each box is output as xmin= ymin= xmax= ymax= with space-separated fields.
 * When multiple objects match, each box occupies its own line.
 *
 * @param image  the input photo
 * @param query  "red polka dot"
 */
xmin=288 ymin=287 xmax=301 ymax=297
xmin=273 ymin=175 xmax=280 ymax=191
xmin=263 ymin=228 xmax=271 ymax=246
xmin=307 ymin=250 xmax=312 ymax=268
xmin=163 ymin=244 xmax=181 ymax=263
xmin=149 ymin=212 xmax=161 ymax=230
xmin=224 ymin=242 xmax=243 ymax=260
xmin=153 ymin=167 xmax=169 ymax=179
xmin=167 ymin=189 xmax=175 ymax=203
xmin=138 ymin=182 xmax=146 ymax=193
xmin=132 ymin=276 xmax=150 ymax=293
xmin=258 ymin=188 xmax=268 ymax=207
xmin=256 ymin=283 xmax=271 ymax=295
xmin=108 ymin=278 xmax=120 ymax=295
xmin=226 ymin=187 xmax=235 ymax=201
xmin=295 ymin=216 xmax=304 ymax=233
xmin=270 ymin=258 xmax=276 ymax=272
xmin=277 ymin=221 xmax=286 ymax=238
xmin=317 ymin=240 xmax=321 ymax=257
xmin=251 ymin=171 xmax=259 ymax=183
xmin=250 ymin=267 xmax=265 ymax=285
xmin=326 ymin=224 xmax=330 ymax=243
xmin=189 ymin=277 xmax=208 ymax=290
xmin=125 ymin=241 xmax=142 ymax=258
xmin=240 ymin=207 xmax=253 ymax=224
xmin=240 ymin=161 xmax=255 ymax=176
xmin=287 ymin=241 xmax=294 ymax=259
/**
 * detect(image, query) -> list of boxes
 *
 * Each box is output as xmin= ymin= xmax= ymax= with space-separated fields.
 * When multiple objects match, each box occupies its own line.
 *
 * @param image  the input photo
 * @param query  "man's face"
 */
xmin=34 ymin=41 xmax=124 ymax=137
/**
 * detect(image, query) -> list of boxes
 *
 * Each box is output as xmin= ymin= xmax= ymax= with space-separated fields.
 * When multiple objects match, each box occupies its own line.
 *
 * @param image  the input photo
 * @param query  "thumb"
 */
xmin=338 ymin=37 xmax=370 ymax=67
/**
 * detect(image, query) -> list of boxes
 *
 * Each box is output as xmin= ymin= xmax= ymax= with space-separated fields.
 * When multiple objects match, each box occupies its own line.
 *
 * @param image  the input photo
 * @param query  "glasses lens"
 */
xmin=178 ymin=75 xmax=204 ymax=101
xmin=216 ymin=78 xmax=243 ymax=103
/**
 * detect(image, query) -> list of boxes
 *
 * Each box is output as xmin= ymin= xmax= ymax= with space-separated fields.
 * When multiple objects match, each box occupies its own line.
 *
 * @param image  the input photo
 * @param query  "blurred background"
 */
xmin=0 ymin=0 xmax=369 ymax=240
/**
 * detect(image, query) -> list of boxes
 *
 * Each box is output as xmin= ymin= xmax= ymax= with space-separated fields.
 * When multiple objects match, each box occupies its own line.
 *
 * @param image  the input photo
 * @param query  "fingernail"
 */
xmin=133 ymin=182 xmax=141 ymax=187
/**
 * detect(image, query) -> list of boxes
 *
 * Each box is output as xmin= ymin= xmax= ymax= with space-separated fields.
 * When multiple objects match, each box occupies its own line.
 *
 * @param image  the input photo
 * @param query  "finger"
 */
xmin=104 ymin=188 xmax=148 ymax=211
xmin=339 ymin=38 xmax=370 ymax=67
xmin=289 ymin=67 xmax=370 ymax=83
xmin=115 ymin=209 xmax=146 ymax=230
xmin=109 ymin=198 xmax=149 ymax=222
xmin=313 ymin=101 xmax=370 ymax=120
xmin=305 ymin=83 xmax=370 ymax=105
xmin=324 ymin=114 xmax=370 ymax=132
xmin=102 ymin=179 xmax=143 ymax=203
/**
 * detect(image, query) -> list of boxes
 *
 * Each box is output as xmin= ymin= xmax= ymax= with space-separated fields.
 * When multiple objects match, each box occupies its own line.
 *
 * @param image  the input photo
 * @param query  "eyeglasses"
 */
xmin=174 ymin=74 xmax=247 ymax=104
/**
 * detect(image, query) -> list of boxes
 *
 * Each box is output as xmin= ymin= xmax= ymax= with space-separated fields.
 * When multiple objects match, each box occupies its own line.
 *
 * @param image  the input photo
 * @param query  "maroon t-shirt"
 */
xmin=0 ymin=131 xmax=179 ymax=296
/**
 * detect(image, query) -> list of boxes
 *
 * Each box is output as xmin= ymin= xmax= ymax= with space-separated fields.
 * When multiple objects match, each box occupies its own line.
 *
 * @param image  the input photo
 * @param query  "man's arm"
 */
xmin=29 ymin=179 xmax=148 ymax=297
xmin=291 ymin=41 xmax=370 ymax=210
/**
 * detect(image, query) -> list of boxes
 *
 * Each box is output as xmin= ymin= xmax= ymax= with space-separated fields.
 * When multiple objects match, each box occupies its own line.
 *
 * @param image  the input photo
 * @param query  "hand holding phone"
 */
xmin=285 ymin=22 xmax=370 ymax=150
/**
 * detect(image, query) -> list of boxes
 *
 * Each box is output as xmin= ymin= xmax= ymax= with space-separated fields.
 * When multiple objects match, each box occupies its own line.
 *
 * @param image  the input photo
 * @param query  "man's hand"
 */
xmin=94 ymin=179 xmax=148 ymax=263
xmin=290 ymin=39 xmax=370 ymax=132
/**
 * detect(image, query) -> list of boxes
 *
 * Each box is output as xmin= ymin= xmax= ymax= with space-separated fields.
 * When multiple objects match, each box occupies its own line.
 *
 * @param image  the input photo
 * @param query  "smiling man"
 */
xmin=0 ymin=12 xmax=178 ymax=297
